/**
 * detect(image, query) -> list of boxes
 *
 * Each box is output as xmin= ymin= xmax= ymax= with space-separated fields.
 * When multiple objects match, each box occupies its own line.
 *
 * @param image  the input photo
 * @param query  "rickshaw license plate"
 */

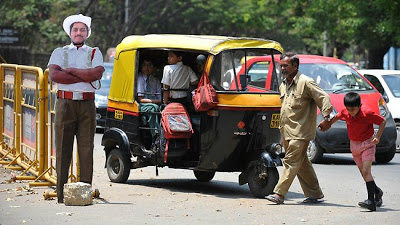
xmin=114 ymin=110 xmax=123 ymax=120
xmin=270 ymin=114 xmax=280 ymax=128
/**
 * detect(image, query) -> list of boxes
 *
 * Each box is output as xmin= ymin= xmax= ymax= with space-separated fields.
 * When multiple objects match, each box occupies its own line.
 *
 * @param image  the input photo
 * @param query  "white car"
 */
xmin=359 ymin=69 xmax=400 ymax=151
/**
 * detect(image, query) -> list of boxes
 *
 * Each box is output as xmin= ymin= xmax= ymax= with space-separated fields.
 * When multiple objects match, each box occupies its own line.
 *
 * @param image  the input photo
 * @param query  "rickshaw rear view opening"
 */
xmin=101 ymin=34 xmax=285 ymax=198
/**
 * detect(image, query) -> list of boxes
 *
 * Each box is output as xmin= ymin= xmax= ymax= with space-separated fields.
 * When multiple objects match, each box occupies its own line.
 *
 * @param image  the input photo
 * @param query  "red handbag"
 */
xmin=192 ymin=74 xmax=219 ymax=111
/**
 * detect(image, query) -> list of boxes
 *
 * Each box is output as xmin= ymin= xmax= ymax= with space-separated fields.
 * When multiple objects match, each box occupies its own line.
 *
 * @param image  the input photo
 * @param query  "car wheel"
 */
xmin=106 ymin=149 xmax=131 ymax=183
xmin=248 ymin=167 xmax=279 ymax=198
xmin=307 ymin=140 xmax=324 ymax=163
xmin=193 ymin=171 xmax=215 ymax=182
xmin=375 ymin=145 xmax=396 ymax=163
xmin=396 ymin=122 xmax=400 ymax=152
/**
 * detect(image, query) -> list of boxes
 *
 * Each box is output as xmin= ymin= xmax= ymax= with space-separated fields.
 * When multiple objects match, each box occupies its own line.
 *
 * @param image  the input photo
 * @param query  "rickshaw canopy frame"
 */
xmin=109 ymin=34 xmax=284 ymax=104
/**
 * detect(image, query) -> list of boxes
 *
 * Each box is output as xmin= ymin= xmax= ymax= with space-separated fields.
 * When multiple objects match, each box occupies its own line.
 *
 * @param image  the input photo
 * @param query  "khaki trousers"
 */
xmin=55 ymin=98 xmax=96 ymax=200
xmin=273 ymin=139 xmax=323 ymax=198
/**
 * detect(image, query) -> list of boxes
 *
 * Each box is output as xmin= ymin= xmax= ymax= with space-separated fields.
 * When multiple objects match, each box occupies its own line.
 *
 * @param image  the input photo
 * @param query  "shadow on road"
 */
xmin=314 ymin=153 xmax=400 ymax=166
xmin=124 ymin=178 xmax=254 ymax=199
xmin=316 ymin=154 xmax=356 ymax=165
xmin=277 ymin=201 xmax=355 ymax=208
xmin=123 ymin=178 xmax=323 ymax=201
xmin=95 ymin=197 xmax=133 ymax=205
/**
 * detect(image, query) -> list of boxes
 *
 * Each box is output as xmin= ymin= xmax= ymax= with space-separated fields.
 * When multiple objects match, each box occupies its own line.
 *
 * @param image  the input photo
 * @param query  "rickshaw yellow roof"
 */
xmin=115 ymin=34 xmax=283 ymax=56
xmin=109 ymin=34 xmax=284 ymax=104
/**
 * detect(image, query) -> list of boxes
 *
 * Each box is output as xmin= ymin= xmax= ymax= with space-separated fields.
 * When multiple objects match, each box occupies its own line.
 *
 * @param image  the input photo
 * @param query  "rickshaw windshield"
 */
xmin=209 ymin=49 xmax=278 ymax=92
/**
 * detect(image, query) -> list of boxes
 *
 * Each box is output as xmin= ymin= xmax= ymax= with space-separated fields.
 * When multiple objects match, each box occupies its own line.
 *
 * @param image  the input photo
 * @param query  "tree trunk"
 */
xmin=367 ymin=45 xmax=390 ymax=69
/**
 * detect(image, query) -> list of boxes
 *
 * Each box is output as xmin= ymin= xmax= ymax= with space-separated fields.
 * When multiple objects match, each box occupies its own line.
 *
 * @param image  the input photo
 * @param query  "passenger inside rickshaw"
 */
xmin=135 ymin=49 xmax=204 ymax=107
xmin=137 ymin=57 xmax=162 ymax=148
xmin=136 ymin=50 xmax=206 ymax=149
xmin=161 ymin=50 xmax=199 ymax=107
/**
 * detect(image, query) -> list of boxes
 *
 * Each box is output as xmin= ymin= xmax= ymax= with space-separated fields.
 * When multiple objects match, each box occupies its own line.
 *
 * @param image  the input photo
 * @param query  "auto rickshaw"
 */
xmin=101 ymin=34 xmax=284 ymax=198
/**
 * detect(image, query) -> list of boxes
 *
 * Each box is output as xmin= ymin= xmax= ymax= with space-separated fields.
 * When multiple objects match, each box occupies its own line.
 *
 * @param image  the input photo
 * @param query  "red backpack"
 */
xmin=161 ymin=103 xmax=193 ymax=163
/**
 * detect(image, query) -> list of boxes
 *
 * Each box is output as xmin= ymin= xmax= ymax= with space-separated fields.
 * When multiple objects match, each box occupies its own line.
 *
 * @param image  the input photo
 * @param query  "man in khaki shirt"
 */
xmin=266 ymin=52 xmax=332 ymax=204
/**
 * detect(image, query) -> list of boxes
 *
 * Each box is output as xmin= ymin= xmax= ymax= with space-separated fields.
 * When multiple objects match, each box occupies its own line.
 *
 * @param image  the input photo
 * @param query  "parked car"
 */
xmin=233 ymin=55 xmax=397 ymax=163
xmin=95 ymin=62 xmax=113 ymax=130
xmin=359 ymin=69 xmax=400 ymax=152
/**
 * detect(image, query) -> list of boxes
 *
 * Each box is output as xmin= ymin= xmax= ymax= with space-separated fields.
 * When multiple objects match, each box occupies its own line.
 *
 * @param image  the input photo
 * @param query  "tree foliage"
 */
xmin=1 ymin=0 xmax=400 ymax=68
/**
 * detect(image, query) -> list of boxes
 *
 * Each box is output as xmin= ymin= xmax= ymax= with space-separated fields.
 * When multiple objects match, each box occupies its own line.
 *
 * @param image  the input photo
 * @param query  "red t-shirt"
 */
xmin=337 ymin=108 xmax=384 ymax=142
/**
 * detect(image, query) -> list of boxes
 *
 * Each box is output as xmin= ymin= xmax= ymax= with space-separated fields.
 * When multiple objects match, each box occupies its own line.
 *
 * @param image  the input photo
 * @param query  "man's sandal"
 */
xmin=265 ymin=194 xmax=284 ymax=205
xmin=302 ymin=196 xmax=324 ymax=203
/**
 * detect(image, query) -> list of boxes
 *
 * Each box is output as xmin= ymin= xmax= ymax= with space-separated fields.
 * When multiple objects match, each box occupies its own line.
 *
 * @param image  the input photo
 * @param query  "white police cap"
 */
xmin=63 ymin=14 xmax=92 ymax=38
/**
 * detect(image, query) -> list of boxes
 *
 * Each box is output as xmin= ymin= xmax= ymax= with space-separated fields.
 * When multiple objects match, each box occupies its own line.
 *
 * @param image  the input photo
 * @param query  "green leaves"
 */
xmin=1 ymin=0 xmax=399 ymax=67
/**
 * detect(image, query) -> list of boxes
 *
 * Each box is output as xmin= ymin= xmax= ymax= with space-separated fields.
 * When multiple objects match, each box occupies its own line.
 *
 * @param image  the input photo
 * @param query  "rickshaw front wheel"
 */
xmin=248 ymin=167 xmax=279 ymax=198
xmin=106 ymin=149 xmax=131 ymax=183
xmin=193 ymin=170 xmax=215 ymax=182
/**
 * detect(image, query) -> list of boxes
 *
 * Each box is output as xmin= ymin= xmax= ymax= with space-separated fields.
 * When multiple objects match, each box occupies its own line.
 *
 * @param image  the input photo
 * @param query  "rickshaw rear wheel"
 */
xmin=194 ymin=171 xmax=215 ymax=182
xmin=248 ymin=167 xmax=279 ymax=198
xmin=106 ymin=149 xmax=131 ymax=183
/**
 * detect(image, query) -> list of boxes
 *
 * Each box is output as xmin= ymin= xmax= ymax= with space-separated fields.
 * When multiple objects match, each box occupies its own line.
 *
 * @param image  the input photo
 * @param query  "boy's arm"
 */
xmin=318 ymin=114 xmax=339 ymax=131
xmin=163 ymin=84 xmax=170 ymax=104
xmin=373 ymin=118 xmax=386 ymax=144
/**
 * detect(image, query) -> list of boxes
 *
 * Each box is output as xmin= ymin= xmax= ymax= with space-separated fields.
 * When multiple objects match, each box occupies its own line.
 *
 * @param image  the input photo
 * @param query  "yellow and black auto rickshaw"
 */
xmin=101 ymin=34 xmax=284 ymax=198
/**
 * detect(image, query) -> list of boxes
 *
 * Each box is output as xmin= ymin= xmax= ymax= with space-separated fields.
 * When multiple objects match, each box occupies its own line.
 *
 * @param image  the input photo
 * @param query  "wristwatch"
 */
xmin=323 ymin=115 xmax=331 ymax=121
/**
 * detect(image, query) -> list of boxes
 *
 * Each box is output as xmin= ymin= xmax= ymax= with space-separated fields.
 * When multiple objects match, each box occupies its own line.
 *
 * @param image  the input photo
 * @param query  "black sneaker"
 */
xmin=358 ymin=199 xmax=376 ymax=211
xmin=375 ymin=187 xmax=383 ymax=207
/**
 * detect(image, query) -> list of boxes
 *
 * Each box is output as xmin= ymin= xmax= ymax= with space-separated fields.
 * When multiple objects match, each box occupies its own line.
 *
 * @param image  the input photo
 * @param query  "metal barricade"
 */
xmin=0 ymin=64 xmax=19 ymax=167
xmin=31 ymin=69 xmax=80 ymax=187
xmin=0 ymin=65 xmax=48 ymax=182
xmin=1 ymin=64 xmax=98 ymax=200
xmin=17 ymin=66 xmax=46 ymax=180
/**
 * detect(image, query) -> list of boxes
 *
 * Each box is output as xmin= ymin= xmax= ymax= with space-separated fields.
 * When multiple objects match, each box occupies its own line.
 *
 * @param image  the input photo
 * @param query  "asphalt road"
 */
xmin=1 ymin=133 xmax=400 ymax=225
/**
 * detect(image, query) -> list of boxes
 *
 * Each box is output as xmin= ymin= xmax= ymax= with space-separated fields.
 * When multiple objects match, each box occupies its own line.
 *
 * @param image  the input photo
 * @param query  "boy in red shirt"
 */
xmin=319 ymin=92 xmax=385 ymax=211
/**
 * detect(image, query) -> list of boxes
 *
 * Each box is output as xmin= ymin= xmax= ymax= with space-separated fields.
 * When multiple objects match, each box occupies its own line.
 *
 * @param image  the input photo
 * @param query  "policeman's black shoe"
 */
xmin=375 ymin=187 xmax=383 ymax=207
xmin=358 ymin=199 xmax=376 ymax=211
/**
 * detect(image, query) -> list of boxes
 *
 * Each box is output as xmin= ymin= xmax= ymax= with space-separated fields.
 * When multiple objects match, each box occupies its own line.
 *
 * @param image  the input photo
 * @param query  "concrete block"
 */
xmin=63 ymin=182 xmax=93 ymax=206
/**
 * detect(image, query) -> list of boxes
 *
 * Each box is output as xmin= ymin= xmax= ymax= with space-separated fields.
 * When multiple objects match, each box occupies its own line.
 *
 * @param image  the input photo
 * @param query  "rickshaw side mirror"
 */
xmin=240 ymin=74 xmax=248 ymax=90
